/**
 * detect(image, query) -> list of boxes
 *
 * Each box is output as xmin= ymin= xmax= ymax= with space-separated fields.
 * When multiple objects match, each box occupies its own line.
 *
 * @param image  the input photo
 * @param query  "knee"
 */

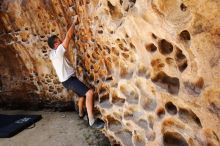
xmin=78 ymin=97 xmax=85 ymax=102
xmin=86 ymin=89 xmax=93 ymax=97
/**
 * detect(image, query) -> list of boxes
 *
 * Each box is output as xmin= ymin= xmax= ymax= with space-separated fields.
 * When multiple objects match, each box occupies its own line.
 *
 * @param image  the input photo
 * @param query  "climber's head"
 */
xmin=47 ymin=35 xmax=61 ymax=49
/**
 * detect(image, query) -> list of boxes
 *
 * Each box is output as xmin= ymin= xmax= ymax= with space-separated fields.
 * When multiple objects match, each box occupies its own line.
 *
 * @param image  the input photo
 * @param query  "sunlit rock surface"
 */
xmin=0 ymin=0 xmax=220 ymax=145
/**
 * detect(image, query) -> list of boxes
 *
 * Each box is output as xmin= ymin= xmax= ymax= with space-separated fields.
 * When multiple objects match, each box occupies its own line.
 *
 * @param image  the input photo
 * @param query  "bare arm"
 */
xmin=62 ymin=23 xmax=75 ymax=51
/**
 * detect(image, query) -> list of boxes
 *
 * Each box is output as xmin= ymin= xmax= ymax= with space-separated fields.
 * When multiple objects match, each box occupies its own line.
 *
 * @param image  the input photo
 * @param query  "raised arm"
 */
xmin=62 ymin=23 xmax=75 ymax=50
xmin=62 ymin=15 xmax=78 ymax=50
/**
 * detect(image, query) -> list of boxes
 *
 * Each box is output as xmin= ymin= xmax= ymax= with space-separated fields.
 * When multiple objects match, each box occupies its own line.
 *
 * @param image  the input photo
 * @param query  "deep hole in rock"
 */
xmin=208 ymin=102 xmax=220 ymax=119
xmin=178 ymin=61 xmax=188 ymax=72
xmin=107 ymin=116 xmax=122 ymax=132
xmin=127 ymin=0 xmax=136 ymax=9
xmin=180 ymin=30 xmax=191 ymax=41
xmin=175 ymin=48 xmax=186 ymax=60
xmin=106 ymin=76 xmax=113 ymax=82
xmin=151 ymin=71 xmax=180 ymax=95
xmin=21 ymin=38 xmax=27 ymax=42
xmin=179 ymin=108 xmax=202 ymax=128
xmin=120 ymin=85 xmax=139 ymax=104
xmin=112 ymin=93 xmax=125 ymax=106
xmin=122 ymin=0 xmax=136 ymax=11
xmin=165 ymin=102 xmax=177 ymax=115
xmin=124 ymin=5 xmax=129 ymax=12
xmin=108 ymin=1 xmax=116 ymax=13
xmin=98 ymin=30 xmax=103 ymax=34
xmin=118 ymin=43 xmax=124 ymax=50
xmin=125 ymin=33 xmax=129 ymax=38
xmin=175 ymin=48 xmax=188 ymax=72
xmin=107 ymin=1 xmax=123 ymax=19
xmin=159 ymin=39 xmax=173 ymax=55
xmin=166 ymin=57 xmax=175 ymax=65
xmin=85 ymin=0 xmax=90 ymax=4
xmin=129 ymin=0 xmax=136 ymax=3
xmin=120 ymin=0 xmax=123 ymax=5
xmin=180 ymin=3 xmax=187 ymax=12
xmin=130 ymin=43 xmax=136 ymax=50
xmin=86 ymin=53 xmax=91 ymax=58
xmin=183 ymin=77 xmax=204 ymax=96
xmin=99 ymin=93 xmax=112 ymax=108
xmin=79 ymin=0 xmax=84 ymax=6
xmin=145 ymin=43 xmax=157 ymax=52
xmin=98 ymin=86 xmax=108 ymax=95
xmin=105 ymin=46 xmax=111 ymax=54
xmin=99 ymin=89 xmax=109 ymax=103
xmin=122 ymin=52 xmax=130 ymax=59
xmin=15 ymin=28 xmax=21 ymax=32
xmin=157 ymin=108 xmax=165 ymax=118
xmin=163 ymin=132 xmax=189 ymax=146
xmin=152 ymin=33 xmax=157 ymax=39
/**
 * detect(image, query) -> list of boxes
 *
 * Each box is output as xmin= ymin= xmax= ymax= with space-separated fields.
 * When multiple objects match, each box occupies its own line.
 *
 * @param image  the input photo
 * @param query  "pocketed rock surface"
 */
xmin=0 ymin=0 xmax=220 ymax=146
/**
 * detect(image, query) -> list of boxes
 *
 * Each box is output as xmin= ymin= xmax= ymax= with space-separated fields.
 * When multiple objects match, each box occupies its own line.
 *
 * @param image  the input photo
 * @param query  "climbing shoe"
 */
xmin=91 ymin=118 xmax=105 ymax=129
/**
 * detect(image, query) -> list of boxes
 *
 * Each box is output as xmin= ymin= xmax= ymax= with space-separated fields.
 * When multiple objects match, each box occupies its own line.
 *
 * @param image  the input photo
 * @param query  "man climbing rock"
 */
xmin=47 ymin=16 xmax=104 ymax=129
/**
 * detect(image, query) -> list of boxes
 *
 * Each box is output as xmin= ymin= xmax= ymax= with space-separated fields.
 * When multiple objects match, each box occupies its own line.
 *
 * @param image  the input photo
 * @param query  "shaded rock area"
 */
xmin=0 ymin=0 xmax=220 ymax=146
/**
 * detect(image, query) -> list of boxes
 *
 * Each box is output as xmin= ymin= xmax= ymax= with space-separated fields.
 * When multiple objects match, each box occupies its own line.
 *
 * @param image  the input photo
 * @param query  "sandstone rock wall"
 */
xmin=0 ymin=0 xmax=220 ymax=145
xmin=0 ymin=0 xmax=76 ymax=108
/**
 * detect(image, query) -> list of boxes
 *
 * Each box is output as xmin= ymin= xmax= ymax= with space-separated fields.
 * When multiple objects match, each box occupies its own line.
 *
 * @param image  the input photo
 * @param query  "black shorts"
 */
xmin=62 ymin=76 xmax=89 ymax=97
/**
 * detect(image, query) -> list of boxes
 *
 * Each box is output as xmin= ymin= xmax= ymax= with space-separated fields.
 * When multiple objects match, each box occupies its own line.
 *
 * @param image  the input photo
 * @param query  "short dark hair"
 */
xmin=47 ymin=35 xmax=58 ymax=49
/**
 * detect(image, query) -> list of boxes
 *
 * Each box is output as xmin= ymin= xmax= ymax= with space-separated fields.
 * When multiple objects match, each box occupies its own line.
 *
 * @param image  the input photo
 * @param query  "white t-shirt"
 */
xmin=49 ymin=44 xmax=74 ymax=82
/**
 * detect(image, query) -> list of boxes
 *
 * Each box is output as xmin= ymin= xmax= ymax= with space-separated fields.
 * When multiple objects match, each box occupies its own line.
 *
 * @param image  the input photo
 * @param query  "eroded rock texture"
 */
xmin=0 ymin=0 xmax=220 ymax=145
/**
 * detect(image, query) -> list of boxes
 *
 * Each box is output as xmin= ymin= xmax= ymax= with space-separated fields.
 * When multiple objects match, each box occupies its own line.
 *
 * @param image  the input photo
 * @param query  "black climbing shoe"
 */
xmin=91 ymin=118 xmax=105 ymax=129
xmin=78 ymin=109 xmax=87 ymax=119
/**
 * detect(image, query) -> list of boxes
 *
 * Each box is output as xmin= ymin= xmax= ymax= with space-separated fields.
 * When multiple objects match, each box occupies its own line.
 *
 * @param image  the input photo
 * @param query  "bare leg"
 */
xmin=85 ymin=89 xmax=94 ymax=125
xmin=85 ymin=89 xmax=105 ymax=129
xmin=78 ymin=97 xmax=84 ymax=117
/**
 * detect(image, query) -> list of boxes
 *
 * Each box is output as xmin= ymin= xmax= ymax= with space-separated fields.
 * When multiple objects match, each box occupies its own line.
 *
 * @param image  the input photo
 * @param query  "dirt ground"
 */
xmin=0 ymin=109 xmax=111 ymax=146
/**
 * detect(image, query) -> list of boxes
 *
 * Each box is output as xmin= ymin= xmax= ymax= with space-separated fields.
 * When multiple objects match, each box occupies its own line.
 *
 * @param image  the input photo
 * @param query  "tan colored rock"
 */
xmin=0 ymin=0 xmax=220 ymax=145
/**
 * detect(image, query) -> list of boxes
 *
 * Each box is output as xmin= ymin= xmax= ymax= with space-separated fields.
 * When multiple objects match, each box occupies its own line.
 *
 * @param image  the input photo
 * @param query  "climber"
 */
xmin=47 ymin=16 xmax=104 ymax=129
